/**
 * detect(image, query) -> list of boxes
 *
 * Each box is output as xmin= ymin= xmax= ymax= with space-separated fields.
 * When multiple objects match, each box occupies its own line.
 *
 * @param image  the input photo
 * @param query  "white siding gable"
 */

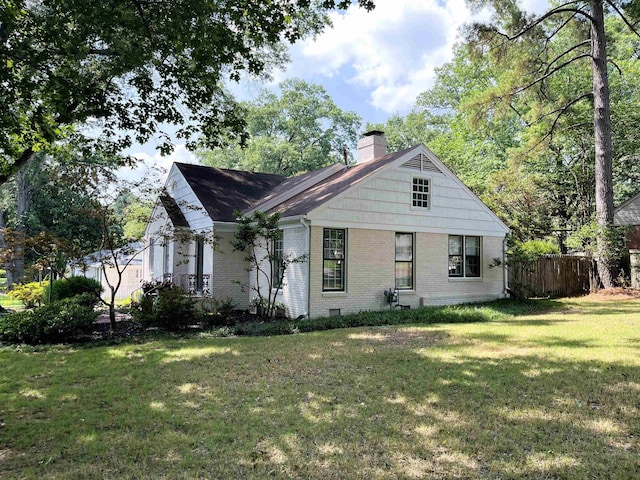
xmin=308 ymin=146 xmax=509 ymax=237
xmin=165 ymin=163 xmax=213 ymax=232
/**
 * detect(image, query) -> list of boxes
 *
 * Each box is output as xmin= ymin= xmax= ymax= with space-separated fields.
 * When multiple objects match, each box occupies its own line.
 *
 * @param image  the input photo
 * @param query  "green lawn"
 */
xmin=1 ymin=297 xmax=639 ymax=479
xmin=0 ymin=293 xmax=24 ymax=311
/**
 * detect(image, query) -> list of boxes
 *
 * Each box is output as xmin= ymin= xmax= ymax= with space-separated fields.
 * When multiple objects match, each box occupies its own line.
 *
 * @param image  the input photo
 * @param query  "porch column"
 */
xmin=630 ymin=249 xmax=640 ymax=289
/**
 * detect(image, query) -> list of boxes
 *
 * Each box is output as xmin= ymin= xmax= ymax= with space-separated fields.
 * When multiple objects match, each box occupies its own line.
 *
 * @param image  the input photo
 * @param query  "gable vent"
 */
xmin=400 ymin=153 xmax=442 ymax=173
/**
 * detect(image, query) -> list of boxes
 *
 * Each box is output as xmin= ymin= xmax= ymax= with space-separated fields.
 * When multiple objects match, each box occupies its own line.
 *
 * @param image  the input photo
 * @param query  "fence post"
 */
xmin=630 ymin=250 xmax=640 ymax=289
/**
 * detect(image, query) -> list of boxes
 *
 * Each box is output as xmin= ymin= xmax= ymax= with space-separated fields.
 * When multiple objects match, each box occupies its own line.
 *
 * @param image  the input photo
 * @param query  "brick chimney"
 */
xmin=357 ymin=130 xmax=387 ymax=164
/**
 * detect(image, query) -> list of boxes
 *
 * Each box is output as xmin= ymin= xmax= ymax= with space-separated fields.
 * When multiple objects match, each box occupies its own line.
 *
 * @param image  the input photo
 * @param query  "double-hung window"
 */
xmin=412 ymin=177 xmax=430 ymax=209
xmin=448 ymin=235 xmax=481 ymax=278
xmin=272 ymin=230 xmax=284 ymax=290
xmin=395 ymin=233 xmax=413 ymax=289
xmin=323 ymin=228 xmax=346 ymax=291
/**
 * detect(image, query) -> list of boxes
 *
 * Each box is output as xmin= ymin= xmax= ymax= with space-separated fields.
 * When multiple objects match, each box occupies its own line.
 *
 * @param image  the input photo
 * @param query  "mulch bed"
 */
xmin=76 ymin=319 xmax=147 ymax=342
xmin=77 ymin=310 xmax=260 ymax=343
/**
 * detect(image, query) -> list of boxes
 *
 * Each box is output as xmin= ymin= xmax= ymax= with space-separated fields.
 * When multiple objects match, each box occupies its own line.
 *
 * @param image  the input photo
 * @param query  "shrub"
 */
xmin=8 ymin=282 xmax=45 ymax=308
xmin=132 ymin=286 xmax=198 ymax=331
xmin=70 ymin=292 xmax=101 ymax=309
xmin=46 ymin=276 xmax=102 ymax=303
xmin=229 ymin=300 xmax=531 ymax=337
xmin=130 ymin=294 xmax=155 ymax=325
xmin=0 ymin=296 xmax=99 ymax=344
xmin=196 ymin=296 xmax=238 ymax=327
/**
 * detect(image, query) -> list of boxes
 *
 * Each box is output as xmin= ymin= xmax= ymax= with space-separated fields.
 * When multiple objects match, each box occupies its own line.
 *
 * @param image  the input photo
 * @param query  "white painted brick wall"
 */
xmin=248 ymin=237 xmax=270 ymax=307
xmin=309 ymin=226 xmax=394 ymax=318
xmin=246 ymin=226 xmax=309 ymax=318
xmin=415 ymin=233 xmax=505 ymax=306
xmin=213 ymin=231 xmax=250 ymax=309
xmin=281 ymin=226 xmax=309 ymax=318
xmin=308 ymin=226 xmax=505 ymax=318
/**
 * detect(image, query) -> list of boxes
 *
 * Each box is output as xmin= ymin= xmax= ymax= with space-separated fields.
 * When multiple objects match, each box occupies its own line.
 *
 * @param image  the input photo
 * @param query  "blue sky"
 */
xmin=128 ymin=0 xmax=548 ymax=173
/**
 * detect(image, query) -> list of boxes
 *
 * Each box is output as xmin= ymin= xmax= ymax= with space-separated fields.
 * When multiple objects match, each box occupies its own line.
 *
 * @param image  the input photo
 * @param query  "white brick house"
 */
xmin=143 ymin=132 xmax=510 ymax=318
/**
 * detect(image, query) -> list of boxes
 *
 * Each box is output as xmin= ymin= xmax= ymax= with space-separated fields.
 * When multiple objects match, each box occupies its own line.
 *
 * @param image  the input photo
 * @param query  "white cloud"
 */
xmin=277 ymin=0 xmax=545 ymax=115
xmin=281 ymin=0 xmax=478 ymax=113
xmin=119 ymin=144 xmax=198 ymax=182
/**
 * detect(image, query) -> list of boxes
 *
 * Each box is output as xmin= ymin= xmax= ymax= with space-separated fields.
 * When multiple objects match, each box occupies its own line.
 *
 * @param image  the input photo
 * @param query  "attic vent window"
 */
xmin=401 ymin=153 xmax=442 ymax=173
xmin=412 ymin=177 xmax=430 ymax=209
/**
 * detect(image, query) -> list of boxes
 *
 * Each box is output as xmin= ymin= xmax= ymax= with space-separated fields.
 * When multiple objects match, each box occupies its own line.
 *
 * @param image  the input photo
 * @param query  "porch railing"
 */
xmin=162 ymin=273 xmax=210 ymax=295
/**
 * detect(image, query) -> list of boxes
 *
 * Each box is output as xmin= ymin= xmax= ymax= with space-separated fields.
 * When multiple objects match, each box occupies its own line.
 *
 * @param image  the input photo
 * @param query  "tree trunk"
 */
xmin=591 ymin=0 xmax=616 ymax=288
xmin=12 ymin=158 xmax=33 ymax=284
xmin=0 ymin=210 xmax=12 ymax=288
xmin=109 ymin=286 xmax=117 ymax=331
xmin=109 ymin=302 xmax=117 ymax=331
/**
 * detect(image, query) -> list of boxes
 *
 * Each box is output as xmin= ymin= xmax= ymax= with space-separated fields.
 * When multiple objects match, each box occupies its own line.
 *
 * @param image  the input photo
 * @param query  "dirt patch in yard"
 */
xmin=586 ymin=287 xmax=640 ymax=301
xmin=348 ymin=328 xmax=451 ymax=349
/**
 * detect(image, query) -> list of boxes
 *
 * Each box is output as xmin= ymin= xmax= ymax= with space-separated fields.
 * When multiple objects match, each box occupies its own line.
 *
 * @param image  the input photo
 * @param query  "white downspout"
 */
xmin=503 ymin=236 xmax=509 ymax=298
xmin=301 ymin=217 xmax=311 ymax=318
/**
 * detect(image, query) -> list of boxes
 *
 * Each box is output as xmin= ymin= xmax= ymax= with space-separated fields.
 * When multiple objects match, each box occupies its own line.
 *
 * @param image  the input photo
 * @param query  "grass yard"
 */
xmin=0 ymin=293 xmax=24 ymax=311
xmin=1 ymin=296 xmax=639 ymax=479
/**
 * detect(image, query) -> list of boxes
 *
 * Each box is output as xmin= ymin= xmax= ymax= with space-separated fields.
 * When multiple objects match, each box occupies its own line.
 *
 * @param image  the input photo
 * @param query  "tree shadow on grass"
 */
xmin=462 ymin=331 xmax=599 ymax=349
xmin=1 ymin=331 xmax=639 ymax=479
xmin=555 ymin=300 xmax=640 ymax=317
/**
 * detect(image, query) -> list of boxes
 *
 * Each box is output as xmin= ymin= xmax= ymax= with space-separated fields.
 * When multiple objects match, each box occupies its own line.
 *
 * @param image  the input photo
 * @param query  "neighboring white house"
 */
xmin=68 ymin=242 xmax=144 ymax=301
xmin=143 ymin=131 xmax=510 ymax=319
xmin=615 ymin=192 xmax=640 ymax=251
xmin=614 ymin=192 xmax=640 ymax=288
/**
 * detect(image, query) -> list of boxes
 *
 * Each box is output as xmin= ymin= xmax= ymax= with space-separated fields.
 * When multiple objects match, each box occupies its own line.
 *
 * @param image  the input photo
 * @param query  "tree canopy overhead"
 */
xmin=198 ymin=78 xmax=362 ymax=176
xmin=0 ymin=0 xmax=374 ymax=184
xmin=370 ymin=4 xmax=640 ymax=265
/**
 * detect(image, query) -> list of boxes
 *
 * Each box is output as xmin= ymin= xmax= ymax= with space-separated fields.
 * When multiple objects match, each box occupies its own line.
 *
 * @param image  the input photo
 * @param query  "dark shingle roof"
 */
xmin=268 ymin=146 xmax=415 ymax=217
xmin=250 ymin=163 xmax=342 ymax=212
xmin=160 ymin=193 xmax=189 ymax=228
xmin=175 ymin=163 xmax=286 ymax=222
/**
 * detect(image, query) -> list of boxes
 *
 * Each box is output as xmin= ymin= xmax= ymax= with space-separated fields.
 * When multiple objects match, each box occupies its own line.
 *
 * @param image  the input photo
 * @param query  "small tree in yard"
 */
xmin=232 ymin=211 xmax=307 ymax=318
xmin=76 ymin=169 xmax=214 ymax=331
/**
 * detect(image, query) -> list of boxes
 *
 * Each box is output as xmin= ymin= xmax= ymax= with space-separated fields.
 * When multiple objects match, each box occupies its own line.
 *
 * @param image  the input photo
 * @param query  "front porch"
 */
xmin=161 ymin=273 xmax=211 ymax=296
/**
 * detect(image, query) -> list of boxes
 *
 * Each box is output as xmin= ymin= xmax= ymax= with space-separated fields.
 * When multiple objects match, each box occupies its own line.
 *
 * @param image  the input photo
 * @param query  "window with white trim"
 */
xmin=163 ymin=241 xmax=171 ymax=275
xmin=412 ymin=177 xmax=430 ymax=209
xmin=395 ymin=233 xmax=413 ymax=289
xmin=323 ymin=228 xmax=346 ymax=291
xmin=148 ymin=244 xmax=155 ymax=276
xmin=448 ymin=235 xmax=481 ymax=278
xmin=272 ymin=230 xmax=284 ymax=290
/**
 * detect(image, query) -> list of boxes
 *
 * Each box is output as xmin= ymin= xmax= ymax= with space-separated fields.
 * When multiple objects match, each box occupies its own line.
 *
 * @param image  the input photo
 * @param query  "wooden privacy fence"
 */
xmin=509 ymin=254 xmax=595 ymax=297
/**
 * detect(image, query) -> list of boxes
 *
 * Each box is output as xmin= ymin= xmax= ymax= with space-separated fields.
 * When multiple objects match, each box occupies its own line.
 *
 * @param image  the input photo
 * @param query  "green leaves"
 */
xmin=198 ymin=79 xmax=362 ymax=176
xmin=0 ymin=0 xmax=372 ymax=182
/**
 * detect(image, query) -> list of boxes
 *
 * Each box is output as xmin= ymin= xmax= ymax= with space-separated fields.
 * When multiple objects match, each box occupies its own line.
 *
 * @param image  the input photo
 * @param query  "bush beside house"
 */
xmin=0 ymin=277 xmax=103 ymax=345
xmin=46 ymin=276 xmax=103 ymax=302
xmin=131 ymin=282 xmax=199 ymax=331
xmin=0 ymin=294 xmax=99 ymax=344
